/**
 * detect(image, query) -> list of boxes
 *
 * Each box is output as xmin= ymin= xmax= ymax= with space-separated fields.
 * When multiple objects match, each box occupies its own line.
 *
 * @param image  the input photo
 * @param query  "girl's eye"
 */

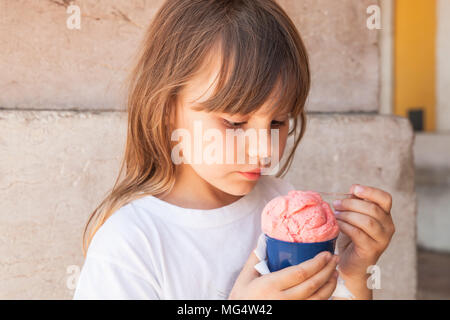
xmin=222 ymin=119 xmax=287 ymax=128
xmin=271 ymin=120 xmax=287 ymax=127
xmin=222 ymin=119 xmax=246 ymax=128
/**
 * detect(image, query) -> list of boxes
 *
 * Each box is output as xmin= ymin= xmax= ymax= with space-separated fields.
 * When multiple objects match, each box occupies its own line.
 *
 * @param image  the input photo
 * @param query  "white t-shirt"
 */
xmin=73 ymin=175 xmax=295 ymax=299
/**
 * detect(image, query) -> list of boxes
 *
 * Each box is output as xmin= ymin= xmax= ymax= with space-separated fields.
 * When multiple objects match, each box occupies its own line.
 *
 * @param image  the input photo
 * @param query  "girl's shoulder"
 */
xmin=85 ymin=200 xmax=161 ymax=260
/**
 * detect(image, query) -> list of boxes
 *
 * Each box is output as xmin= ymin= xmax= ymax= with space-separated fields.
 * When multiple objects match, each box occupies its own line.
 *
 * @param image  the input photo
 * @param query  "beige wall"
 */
xmin=0 ymin=0 xmax=380 ymax=113
xmin=379 ymin=0 xmax=394 ymax=115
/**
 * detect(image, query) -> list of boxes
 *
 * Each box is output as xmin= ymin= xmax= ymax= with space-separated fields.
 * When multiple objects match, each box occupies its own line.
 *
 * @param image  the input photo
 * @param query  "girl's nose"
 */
xmin=247 ymin=129 xmax=273 ymax=166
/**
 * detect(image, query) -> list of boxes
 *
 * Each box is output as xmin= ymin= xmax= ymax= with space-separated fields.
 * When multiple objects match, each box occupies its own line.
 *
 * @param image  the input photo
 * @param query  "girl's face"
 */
xmin=170 ymin=56 xmax=290 ymax=197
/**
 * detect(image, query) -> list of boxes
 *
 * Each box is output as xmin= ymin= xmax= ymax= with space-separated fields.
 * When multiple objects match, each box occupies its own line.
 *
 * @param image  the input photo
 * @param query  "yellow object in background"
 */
xmin=394 ymin=0 xmax=436 ymax=131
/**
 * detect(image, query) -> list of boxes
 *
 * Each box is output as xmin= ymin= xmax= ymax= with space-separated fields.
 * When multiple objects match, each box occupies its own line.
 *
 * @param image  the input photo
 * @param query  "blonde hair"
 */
xmin=82 ymin=0 xmax=310 ymax=256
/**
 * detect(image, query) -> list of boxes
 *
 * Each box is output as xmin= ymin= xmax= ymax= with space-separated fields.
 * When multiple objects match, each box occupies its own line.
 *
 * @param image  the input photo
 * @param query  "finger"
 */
xmin=307 ymin=270 xmax=339 ymax=300
xmin=267 ymin=251 xmax=332 ymax=290
xmin=350 ymin=184 xmax=393 ymax=213
xmin=282 ymin=255 xmax=339 ymax=299
xmin=333 ymin=197 xmax=388 ymax=224
xmin=335 ymin=211 xmax=385 ymax=243
xmin=336 ymin=219 xmax=377 ymax=250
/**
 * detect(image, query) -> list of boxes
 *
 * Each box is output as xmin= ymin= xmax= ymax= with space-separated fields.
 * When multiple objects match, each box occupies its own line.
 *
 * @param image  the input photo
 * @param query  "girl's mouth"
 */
xmin=238 ymin=169 xmax=261 ymax=180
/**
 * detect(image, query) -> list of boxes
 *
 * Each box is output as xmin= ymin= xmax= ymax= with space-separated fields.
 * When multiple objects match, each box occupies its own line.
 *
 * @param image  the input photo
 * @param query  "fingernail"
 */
xmin=354 ymin=185 xmax=364 ymax=195
xmin=334 ymin=255 xmax=340 ymax=264
xmin=332 ymin=200 xmax=342 ymax=208
xmin=324 ymin=251 xmax=332 ymax=262
xmin=334 ymin=210 xmax=342 ymax=216
xmin=333 ymin=270 xmax=339 ymax=278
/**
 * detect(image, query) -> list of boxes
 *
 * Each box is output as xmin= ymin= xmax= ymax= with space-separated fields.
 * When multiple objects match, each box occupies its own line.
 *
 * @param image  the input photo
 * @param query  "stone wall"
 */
xmin=0 ymin=0 xmax=416 ymax=299
xmin=0 ymin=0 xmax=379 ymax=113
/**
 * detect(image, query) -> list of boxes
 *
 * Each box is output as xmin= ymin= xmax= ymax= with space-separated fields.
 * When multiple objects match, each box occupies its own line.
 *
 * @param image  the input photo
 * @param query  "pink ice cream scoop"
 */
xmin=261 ymin=190 xmax=340 ymax=243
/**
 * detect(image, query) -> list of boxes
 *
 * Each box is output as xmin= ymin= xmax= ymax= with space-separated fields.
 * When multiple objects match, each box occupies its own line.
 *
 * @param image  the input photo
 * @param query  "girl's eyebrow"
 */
xmin=270 ymin=109 xmax=290 ymax=119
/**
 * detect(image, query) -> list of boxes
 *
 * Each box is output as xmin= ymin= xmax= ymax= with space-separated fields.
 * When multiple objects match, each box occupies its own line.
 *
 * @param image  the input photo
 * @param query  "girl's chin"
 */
xmin=223 ymin=177 xmax=258 ymax=196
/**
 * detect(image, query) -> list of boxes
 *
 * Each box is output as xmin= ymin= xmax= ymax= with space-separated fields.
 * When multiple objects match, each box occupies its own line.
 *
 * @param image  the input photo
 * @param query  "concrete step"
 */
xmin=0 ymin=111 xmax=416 ymax=299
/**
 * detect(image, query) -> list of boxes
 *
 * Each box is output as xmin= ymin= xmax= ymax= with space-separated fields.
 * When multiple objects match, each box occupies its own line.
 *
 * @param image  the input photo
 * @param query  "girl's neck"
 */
xmin=157 ymin=164 xmax=243 ymax=210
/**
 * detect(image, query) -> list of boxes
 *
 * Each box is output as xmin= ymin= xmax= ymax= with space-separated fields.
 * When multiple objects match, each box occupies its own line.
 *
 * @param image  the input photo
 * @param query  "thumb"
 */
xmin=236 ymin=251 xmax=262 ymax=285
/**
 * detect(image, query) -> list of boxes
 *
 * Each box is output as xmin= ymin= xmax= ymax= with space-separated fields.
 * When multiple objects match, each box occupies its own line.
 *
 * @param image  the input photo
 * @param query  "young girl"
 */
xmin=74 ymin=0 xmax=395 ymax=300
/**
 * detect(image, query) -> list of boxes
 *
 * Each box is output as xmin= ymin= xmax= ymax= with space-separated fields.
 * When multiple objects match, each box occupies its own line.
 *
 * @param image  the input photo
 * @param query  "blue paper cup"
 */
xmin=265 ymin=234 xmax=337 ymax=272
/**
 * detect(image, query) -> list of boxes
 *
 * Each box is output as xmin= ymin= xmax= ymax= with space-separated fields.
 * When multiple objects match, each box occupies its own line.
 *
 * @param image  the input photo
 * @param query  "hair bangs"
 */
xmin=190 ymin=10 xmax=308 ymax=121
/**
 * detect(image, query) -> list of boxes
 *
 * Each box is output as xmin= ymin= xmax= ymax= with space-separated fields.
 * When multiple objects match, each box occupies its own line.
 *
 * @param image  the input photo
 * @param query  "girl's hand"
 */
xmin=228 ymin=251 xmax=339 ymax=300
xmin=332 ymin=184 xmax=395 ymax=291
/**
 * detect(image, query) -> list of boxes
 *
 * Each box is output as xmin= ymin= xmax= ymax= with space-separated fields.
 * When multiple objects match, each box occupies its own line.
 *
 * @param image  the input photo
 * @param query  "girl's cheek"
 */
xmin=191 ymin=124 xmax=289 ymax=168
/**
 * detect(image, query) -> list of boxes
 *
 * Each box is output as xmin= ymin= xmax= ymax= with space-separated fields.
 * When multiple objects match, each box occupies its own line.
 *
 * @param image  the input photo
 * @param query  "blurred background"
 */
xmin=0 ymin=0 xmax=448 ymax=299
xmin=380 ymin=0 xmax=450 ymax=299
